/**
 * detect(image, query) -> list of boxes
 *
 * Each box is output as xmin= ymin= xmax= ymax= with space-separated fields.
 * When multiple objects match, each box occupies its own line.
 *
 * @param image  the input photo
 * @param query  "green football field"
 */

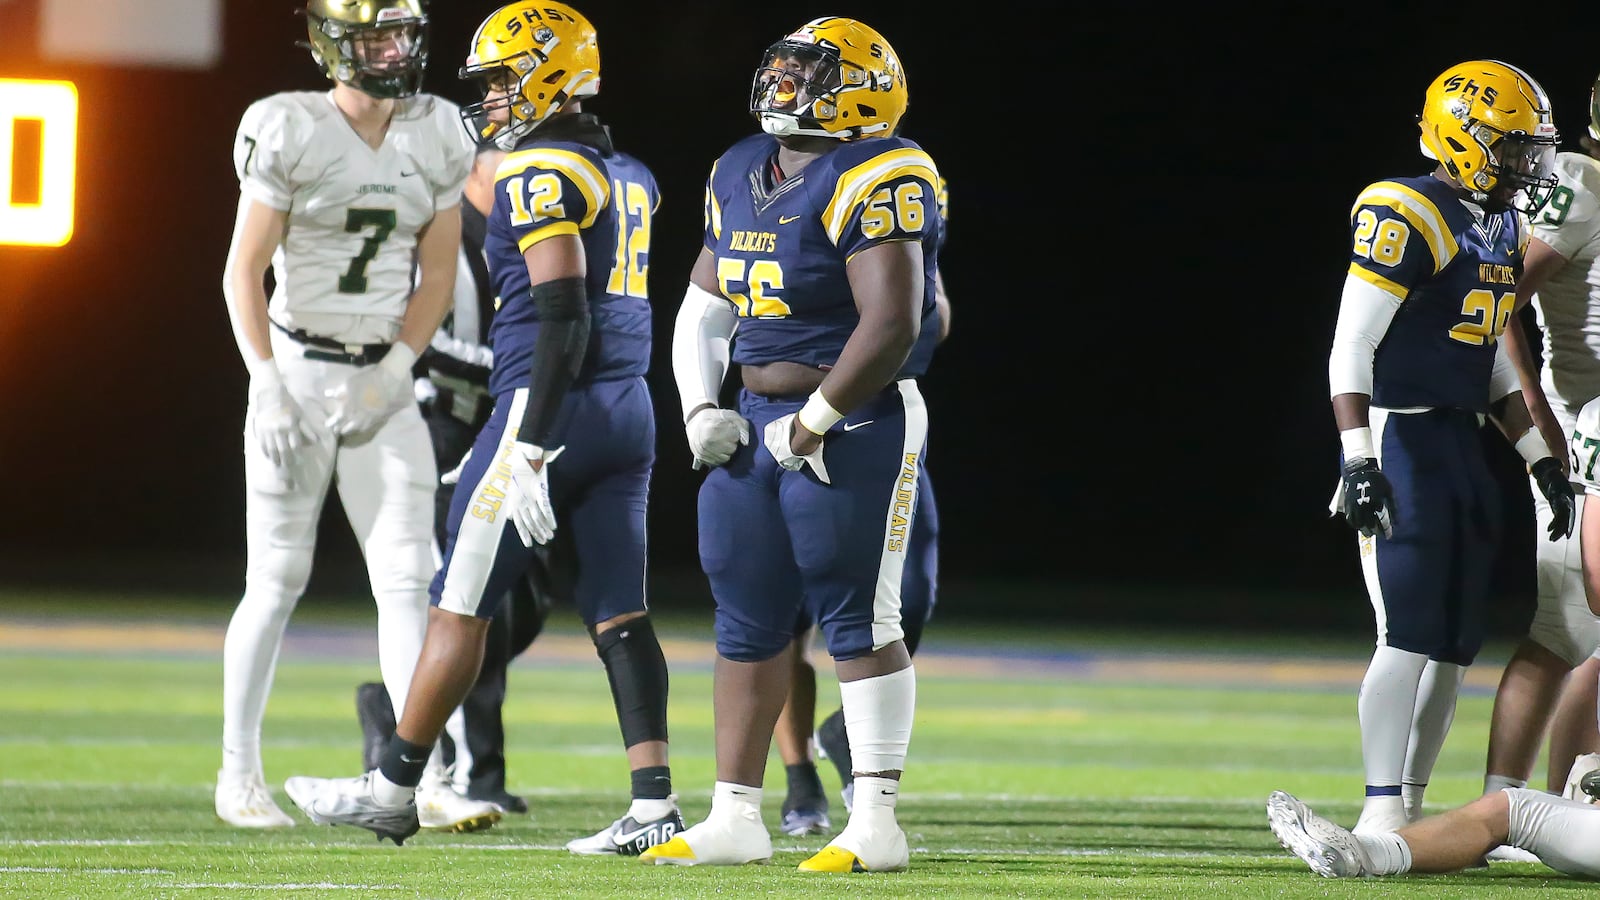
xmin=0 ymin=592 xmax=1588 ymax=898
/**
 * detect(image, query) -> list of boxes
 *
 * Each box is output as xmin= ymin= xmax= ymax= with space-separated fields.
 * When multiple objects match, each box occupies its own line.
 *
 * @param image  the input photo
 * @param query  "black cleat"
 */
xmin=566 ymin=808 xmax=685 ymax=856
xmin=1580 ymin=768 xmax=1600 ymax=802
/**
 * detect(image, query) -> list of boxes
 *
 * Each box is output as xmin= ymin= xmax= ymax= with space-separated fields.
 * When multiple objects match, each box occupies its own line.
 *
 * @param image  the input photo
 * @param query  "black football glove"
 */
xmin=1339 ymin=457 xmax=1395 ymax=539
xmin=1531 ymin=456 xmax=1577 ymax=542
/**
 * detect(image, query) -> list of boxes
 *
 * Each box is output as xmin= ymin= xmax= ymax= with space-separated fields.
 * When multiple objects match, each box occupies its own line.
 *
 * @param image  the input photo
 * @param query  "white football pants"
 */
xmin=221 ymin=325 xmax=437 ymax=778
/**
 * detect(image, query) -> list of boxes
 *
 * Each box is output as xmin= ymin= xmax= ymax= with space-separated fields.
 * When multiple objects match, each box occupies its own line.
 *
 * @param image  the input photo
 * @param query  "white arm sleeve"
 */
xmin=1489 ymin=337 xmax=1520 ymax=403
xmin=671 ymin=283 xmax=738 ymax=423
xmin=1328 ymin=274 xmax=1403 ymax=398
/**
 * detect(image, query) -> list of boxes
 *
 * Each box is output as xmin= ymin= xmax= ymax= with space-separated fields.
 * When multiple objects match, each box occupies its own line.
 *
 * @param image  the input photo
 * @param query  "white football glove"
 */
xmin=441 ymin=448 xmax=471 ymax=486
xmin=324 ymin=344 xmax=417 ymax=436
xmin=508 ymin=441 xmax=564 ymax=546
xmin=762 ymin=413 xmax=831 ymax=484
xmin=249 ymin=368 xmax=321 ymax=468
xmin=686 ymin=407 xmax=750 ymax=469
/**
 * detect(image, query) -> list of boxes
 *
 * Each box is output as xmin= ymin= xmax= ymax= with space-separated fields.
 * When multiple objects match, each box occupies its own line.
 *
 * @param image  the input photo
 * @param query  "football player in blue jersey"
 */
xmin=285 ymin=0 xmax=682 ymax=852
xmin=774 ymin=174 xmax=953 ymax=836
xmin=646 ymin=17 xmax=941 ymax=873
xmin=1326 ymin=59 xmax=1576 ymax=838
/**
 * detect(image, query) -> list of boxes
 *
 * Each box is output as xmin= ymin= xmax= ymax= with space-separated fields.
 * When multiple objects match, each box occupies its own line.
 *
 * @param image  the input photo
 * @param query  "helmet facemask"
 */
xmin=460 ymin=23 xmax=594 ymax=151
xmin=752 ymin=40 xmax=892 ymax=141
xmin=306 ymin=9 xmax=428 ymax=100
xmin=1453 ymin=121 xmax=1559 ymax=215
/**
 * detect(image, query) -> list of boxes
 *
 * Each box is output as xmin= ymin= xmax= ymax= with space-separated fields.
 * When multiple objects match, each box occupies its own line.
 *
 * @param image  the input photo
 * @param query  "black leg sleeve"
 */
xmin=594 ymin=616 xmax=670 ymax=747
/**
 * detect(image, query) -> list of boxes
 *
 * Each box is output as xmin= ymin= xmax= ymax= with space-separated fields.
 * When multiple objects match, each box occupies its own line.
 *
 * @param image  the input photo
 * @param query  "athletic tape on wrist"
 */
xmin=797 ymin=390 xmax=843 ymax=435
xmin=1514 ymin=428 xmax=1552 ymax=466
xmin=1339 ymin=426 xmax=1374 ymax=462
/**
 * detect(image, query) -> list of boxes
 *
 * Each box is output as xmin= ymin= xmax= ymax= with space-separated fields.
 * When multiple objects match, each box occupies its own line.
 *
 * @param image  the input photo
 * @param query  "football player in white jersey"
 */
xmin=1486 ymin=73 xmax=1600 ymax=837
xmin=215 ymin=0 xmax=499 ymax=834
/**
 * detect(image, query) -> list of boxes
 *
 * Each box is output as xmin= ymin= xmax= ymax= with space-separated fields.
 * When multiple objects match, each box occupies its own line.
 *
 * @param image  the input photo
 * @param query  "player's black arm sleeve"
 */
xmin=518 ymin=276 xmax=590 ymax=447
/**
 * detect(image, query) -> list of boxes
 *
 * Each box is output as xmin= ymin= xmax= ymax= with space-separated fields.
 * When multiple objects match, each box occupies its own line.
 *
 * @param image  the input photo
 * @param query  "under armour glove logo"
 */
xmin=1340 ymin=457 xmax=1394 ymax=539
xmin=1531 ymin=456 xmax=1577 ymax=542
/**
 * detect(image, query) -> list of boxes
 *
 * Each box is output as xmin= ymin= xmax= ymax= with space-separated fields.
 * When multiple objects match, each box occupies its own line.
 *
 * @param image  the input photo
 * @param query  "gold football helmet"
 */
xmin=751 ymin=17 xmax=908 ymax=141
xmin=459 ymin=1 xmax=600 ymax=150
xmin=302 ymin=0 xmax=428 ymax=99
xmin=1418 ymin=59 xmax=1559 ymax=214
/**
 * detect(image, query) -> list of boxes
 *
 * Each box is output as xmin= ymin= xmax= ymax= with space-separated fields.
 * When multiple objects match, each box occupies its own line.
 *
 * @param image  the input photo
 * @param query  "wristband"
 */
xmin=1514 ymin=428 xmax=1552 ymax=466
xmin=379 ymin=342 xmax=419 ymax=380
xmin=1339 ymin=426 xmax=1374 ymax=462
xmin=797 ymin=390 xmax=843 ymax=436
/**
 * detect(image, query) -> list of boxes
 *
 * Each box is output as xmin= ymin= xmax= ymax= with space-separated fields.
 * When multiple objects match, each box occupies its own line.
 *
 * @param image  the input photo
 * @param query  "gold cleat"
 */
xmin=423 ymin=808 xmax=502 ymax=834
xmin=799 ymin=846 xmax=869 ymax=873
xmin=799 ymin=843 xmax=908 ymax=873
xmin=639 ymin=835 xmax=698 ymax=865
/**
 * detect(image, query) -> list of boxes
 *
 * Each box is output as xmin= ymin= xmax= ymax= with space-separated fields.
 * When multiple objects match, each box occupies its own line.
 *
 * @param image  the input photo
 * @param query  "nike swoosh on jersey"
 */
xmin=778 ymin=215 xmax=801 ymax=224
xmin=842 ymin=420 xmax=874 ymax=432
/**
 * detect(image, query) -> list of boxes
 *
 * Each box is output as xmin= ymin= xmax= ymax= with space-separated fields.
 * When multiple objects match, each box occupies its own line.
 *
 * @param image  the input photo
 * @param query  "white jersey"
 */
xmin=1530 ymin=151 xmax=1600 ymax=433
xmin=232 ymin=90 xmax=474 ymax=325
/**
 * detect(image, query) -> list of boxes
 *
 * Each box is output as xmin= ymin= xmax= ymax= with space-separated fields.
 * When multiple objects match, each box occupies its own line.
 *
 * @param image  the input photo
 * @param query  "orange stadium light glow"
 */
xmin=0 ymin=79 xmax=78 ymax=248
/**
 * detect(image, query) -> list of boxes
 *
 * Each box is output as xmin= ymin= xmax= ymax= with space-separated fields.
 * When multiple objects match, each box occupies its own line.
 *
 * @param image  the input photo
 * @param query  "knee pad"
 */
xmin=593 ymin=616 xmax=670 ymax=747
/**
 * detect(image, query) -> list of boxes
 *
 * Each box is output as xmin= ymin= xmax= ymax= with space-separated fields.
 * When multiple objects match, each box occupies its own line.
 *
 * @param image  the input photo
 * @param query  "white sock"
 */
xmin=1506 ymin=787 xmax=1600 ymax=877
xmin=851 ymin=776 xmax=899 ymax=814
xmin=374 ymin=589 xmax=428 ymax=722
xmin=628 ymin=797 xmax=677 ymax=822
xmin=372 ymin=769 xmax=416 ymax=807
xmin=444 ymin=706 xmax=470 ymax=792
xmin=709 ymin=782 xmax=762 ymax=823
xmin=220 ymin=590 xmax=299 ymax=777
xmin=1358 ymin=646 xmax=1428 ymax=790
xmin=1401 ymin=783 xmax=1426 ymax=822
xmin=1403 ymin=660 xmax=1463 ymax=817
xmin=1355 ymin=831 xmax=1413 ymax=875
xmin=1484 ymin=774 xmax=1527 ymax=794
xmin=840 ymin=666 xmax=916 ymax=774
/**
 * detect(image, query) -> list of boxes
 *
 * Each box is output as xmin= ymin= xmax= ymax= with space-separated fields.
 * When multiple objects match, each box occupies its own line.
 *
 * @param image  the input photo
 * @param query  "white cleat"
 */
xmin=284 ymin=772 xmax=420 ymax=845
xmin=214 ymin=769 xmax=294 ymax=829
xmin=798 ymin=809 xmax=909 ymax=873
xmin=1266 ymin=790 xmax=1372 ymax=878
xmin=638 ymin=811 xmax=772 ymax=866
xmin=417 ymin=772 xmax=503 ymax=834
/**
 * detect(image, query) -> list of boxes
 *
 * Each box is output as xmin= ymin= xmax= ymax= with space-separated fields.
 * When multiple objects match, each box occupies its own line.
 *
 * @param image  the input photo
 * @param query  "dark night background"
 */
xmin=1 ymin=4 xmax=1595 ymax=636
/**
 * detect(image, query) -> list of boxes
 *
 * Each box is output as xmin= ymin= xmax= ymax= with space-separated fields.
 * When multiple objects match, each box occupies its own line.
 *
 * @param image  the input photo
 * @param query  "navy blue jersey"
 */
xmin=702 ymin=134 xmax=942 ymax=378
xmin=484 ymin=134 xmax=659 ymax=395
xmin=1350 ymin=174 xmax=1527 ymax=413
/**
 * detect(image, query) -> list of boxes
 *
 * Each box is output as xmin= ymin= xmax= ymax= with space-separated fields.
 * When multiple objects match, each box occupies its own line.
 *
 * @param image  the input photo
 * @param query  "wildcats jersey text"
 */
xmin=231 ymin=91 xmax=474 ymax=322
xmin=1348 ymin=174 xmax=1528 ymax=413
xmin=483 ymin=125 xmax=658 ymax=396
xmin=702 ymin=133 xmax=943 ymax=379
